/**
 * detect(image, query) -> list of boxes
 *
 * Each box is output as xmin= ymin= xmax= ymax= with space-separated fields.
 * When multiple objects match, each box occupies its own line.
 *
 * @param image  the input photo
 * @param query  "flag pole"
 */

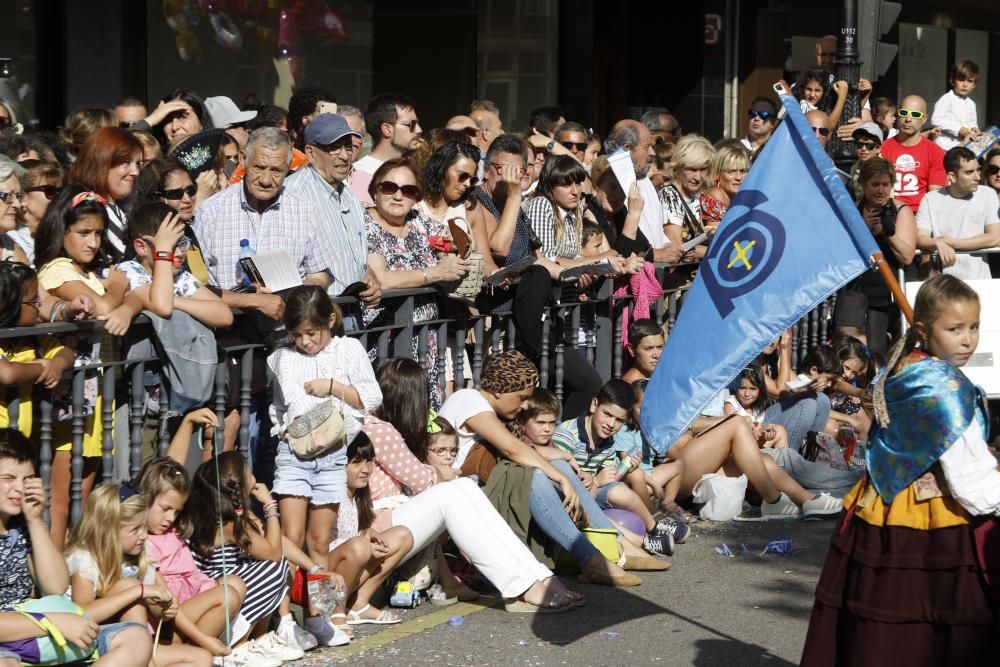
xmin=873 ymin=251 xmax=914 ymax=324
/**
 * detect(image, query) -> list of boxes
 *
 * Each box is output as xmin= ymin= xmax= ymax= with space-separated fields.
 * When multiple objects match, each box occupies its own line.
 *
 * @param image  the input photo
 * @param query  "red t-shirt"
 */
xmin=880 ymin=136 xmax=946 ymax=212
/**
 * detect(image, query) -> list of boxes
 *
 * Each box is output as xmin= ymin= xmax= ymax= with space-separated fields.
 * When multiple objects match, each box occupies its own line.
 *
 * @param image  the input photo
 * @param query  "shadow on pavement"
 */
xmin=692 ymin=638 xmax=797 ymax=666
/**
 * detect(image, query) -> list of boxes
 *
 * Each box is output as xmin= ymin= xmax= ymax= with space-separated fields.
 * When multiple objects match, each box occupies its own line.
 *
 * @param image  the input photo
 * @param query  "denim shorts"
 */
xmin=272 ymin=441 xmax=347 ymax=505
xmin=97 ymin=621 xmax=148 ymax=655
xmin=595 ymin=481 xmax=626 ymax=509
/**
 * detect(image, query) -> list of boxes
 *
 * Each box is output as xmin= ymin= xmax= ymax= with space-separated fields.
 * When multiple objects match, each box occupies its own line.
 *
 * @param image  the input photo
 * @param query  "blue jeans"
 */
xmin=529 ymin=460 xmax=617 ymax=566
xmin=761 ymin=448 xmax=861 ymax=497
xmin=763 ymin=392 xmax=831 ymax=452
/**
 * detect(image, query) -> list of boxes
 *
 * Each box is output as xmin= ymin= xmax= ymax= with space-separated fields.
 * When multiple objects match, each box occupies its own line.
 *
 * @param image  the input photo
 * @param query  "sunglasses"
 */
xmin=560 ymin=141 xmax=588 ymax=151
xmin=812 ymin=126 xmax=831 ymax=137
xmin=897 ymin=109 xmax=926 ymax=119
xmin=986 ymin=164 xmax=1000 ymax=177
xmin=855 ymin=140 xmax=879 ymax=150
xmin=0 ymin=191 xmax=26 ymax=204
xmin=0 ymin=117 xmax=10 ymax=130
xmin=158 ymin=184 xmax=198 ymax=200
xmin=460 ymin=127 xmax=480 ymax=138
xmin=377 ymin=180 xmax=420 ymax=199
xmin=747 ymin=109 xmax=773 ymax=120
xmin=143 ymin=236 xmax=192 ymax=252
xmin=455 ymin=172 xmax=478 ymax=187
xmin=394 ymin=119 xmax=421 ymax=132
xmin=24 ymin=184 xmax=61 ymax=200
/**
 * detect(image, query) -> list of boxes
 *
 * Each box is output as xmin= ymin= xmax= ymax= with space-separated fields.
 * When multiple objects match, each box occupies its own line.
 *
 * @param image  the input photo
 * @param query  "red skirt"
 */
xmin=800 ymin=511 xmax=999 ymax=666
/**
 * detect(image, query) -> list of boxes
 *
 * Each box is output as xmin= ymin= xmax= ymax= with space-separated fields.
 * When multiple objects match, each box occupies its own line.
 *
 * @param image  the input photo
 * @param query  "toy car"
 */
xmin=389 ymin=581 xmax=421 ymax=608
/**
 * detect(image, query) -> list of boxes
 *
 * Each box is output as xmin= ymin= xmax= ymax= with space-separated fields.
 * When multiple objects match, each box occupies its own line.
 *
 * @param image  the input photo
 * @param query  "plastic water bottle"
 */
xmin=235 ymin=239 xmax=255 ymax=286
xmin=308 ymin=575 xmax=346 ymax=615
xmin=615 ymin=448 xmax=640 ymax=481
xmin=836 ymin=424 xmax=858 ymax=464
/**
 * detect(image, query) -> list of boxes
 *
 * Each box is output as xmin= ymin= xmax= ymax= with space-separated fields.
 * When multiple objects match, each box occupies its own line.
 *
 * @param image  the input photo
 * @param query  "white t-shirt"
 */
xmin=916 ymin=186 xmax=1000 ymax=280
xmin=438 ymin=388 xmax=495 ymax=468
xmin=725 ymin=395 xmax=765 ymax=424
xmin=352 ymin=155 xmax=384 ymax=177
xmin=637 ymin=177 xmax=669 ymax=250
xmin=66 ymin=548 xmax=156 ymax=595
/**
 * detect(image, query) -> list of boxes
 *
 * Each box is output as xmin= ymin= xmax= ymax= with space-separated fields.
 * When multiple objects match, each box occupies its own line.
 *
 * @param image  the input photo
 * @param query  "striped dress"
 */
xmin=193 ymin=543 xmax=289 ymax=624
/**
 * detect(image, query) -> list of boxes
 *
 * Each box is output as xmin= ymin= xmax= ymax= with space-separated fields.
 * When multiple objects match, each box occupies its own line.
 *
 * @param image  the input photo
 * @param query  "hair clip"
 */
xmin=427 ymin=409 xmax=442 ymax=434
xmin=234 ymin=505 xmax=244 ymax=516
xmin=71 ymin=191 xmax=109 ymax=209
xmin=118 ymin=485 xmax=138 ymax=502
xmin=860 ymin=344 xmax=871 ymax=359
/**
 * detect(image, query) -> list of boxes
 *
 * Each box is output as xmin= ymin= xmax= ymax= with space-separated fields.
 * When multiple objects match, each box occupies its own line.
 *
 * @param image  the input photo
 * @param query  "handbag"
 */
xmin=0 ymin=595 xmax=97 ymax=665
xmin=460 ymin=442 xmax=499 ymax=483
xmin=441 ymin=218 xmax=485 ymax=303
xmin=283 ymin=347 xmax=347 ymax=459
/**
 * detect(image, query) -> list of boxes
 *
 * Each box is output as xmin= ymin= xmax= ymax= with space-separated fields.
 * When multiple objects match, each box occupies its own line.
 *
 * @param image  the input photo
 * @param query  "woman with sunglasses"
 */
xmin=364 ymin=158 xmax=469 ymax=407
xmin=10 ymin=159 xmax=64 ymax=264
xmin=0 ymin=156 xmax=31 ymax=265
xmin=983 ymin=148 xmax=1000 ymax=196
xmin=134 ymin=157 xmax=211 ymax=284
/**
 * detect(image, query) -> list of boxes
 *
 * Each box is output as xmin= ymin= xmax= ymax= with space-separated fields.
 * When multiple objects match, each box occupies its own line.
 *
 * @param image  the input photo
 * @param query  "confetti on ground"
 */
xmin=600 ymin=631 xmax=622 ymax=639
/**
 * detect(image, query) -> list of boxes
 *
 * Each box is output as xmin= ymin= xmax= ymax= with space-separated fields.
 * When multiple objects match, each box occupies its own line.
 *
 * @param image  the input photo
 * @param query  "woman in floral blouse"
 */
xmin=699 ymin=143 xmax=751 ymax=231
xmin=364 ymin=158 xmax=470 ymax=407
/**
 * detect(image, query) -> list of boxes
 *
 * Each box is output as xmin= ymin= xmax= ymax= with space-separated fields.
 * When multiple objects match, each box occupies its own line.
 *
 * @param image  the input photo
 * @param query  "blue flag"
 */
xmin=640 ymin=92 xmax=881 ymax=453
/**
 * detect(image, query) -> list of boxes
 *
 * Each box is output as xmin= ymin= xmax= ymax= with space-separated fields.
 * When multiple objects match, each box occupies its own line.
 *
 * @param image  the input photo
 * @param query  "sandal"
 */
xmin=329 ymin=613 xmax=355 ymax=638
xmin=503 ymin=587 xmax=574 ymax=614
xmin=346 ymin=604 xmax=402 ymax=625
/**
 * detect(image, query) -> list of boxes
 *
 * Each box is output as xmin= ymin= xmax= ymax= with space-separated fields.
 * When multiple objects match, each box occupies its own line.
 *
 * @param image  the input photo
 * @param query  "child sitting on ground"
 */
xmin=0 ymin=428 xmax=151 ymax=667
xmin=621 ymin=319 xmax=665 ymax=384
xmin=724 ymin=363 xmax=789 ymax=448
xmin=551 ymin=380 xmax=685 ymax=556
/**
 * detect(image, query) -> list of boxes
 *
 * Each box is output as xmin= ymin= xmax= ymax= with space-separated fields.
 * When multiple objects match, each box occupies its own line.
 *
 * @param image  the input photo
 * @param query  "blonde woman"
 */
xmin=700 ymin=143 xmax=751 ymax=231
xmin=659 ymin=135 xmax=716 ymax=259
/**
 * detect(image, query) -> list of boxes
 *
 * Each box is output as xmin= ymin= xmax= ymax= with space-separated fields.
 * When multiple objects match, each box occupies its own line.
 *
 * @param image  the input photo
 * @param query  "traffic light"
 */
xmin=858 ymin=0 xmax=902 ymax=82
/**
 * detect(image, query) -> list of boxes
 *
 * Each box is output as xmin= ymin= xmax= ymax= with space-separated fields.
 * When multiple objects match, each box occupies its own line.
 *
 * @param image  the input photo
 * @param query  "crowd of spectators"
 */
xmin=0 ymin=46 xmax=996 ymax=666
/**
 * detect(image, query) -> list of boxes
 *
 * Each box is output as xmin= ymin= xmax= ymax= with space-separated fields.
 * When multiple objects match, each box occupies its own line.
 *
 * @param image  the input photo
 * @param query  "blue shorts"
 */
xmin=272 ymin=442 xmax=347 ymax=505
xmin=0 ymin=621 xmax=146 ymax=664
xmin=595 ymin=481 xmax=627 ymax=509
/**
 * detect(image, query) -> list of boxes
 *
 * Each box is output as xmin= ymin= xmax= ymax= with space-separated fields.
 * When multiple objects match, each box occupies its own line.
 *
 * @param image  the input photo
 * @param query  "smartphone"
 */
xmin=318 ymin=102 xmax=338 ymax=115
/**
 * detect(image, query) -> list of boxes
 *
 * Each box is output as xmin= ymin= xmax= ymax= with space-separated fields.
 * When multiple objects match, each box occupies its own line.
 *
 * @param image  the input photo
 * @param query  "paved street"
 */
xmin=291 ymin=518 xmax=835 ymax=666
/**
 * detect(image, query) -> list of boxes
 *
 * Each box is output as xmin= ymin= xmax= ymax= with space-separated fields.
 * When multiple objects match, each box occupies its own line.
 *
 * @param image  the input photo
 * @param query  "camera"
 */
xmin=876 ymin=200 xmax=897 ymax=239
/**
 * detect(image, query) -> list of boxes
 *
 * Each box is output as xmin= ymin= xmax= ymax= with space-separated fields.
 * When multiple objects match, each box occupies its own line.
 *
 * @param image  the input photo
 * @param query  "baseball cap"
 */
xmin=852 ymin=121 xmax=883 ymax=143
xmin=303 ymin=113 xmax=362 ymax=146
xmin=204 ymin=96 xmax=257 ymax=128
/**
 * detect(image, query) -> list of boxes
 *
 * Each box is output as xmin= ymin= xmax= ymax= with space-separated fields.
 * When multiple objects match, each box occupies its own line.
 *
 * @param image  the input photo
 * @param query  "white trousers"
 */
xmin=391 ymin=478 xmax=552 ymax=598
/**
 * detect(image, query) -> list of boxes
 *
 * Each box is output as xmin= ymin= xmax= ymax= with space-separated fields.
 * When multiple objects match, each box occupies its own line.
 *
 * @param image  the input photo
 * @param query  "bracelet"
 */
xmin=262 ymin=500 xmax=278 ymax=510
xmin=264 ymin=507 xmax=280 ymax=520
xmin=49 ymin=300 xmax=66 ymax=323
xmin=309 ymin=563 xmax=322 ymax=574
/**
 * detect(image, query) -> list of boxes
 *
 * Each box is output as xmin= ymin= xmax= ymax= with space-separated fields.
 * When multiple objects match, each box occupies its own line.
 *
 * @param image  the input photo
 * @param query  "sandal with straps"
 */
xmin=346 ymin=604 xmax=402 ymax=625
xmin=503 ymin=589 xmax=575 ymax=614
xmin=329 ymin=613 xmax=354 ymax=637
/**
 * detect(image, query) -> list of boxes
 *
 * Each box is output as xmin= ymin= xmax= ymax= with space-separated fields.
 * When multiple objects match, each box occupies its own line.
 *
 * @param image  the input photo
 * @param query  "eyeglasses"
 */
xmin=376 ymin=180 xmax=420 ymax=199
xmin=812 ymin=126 xmax=831 ymax=137
xmin=897 ymin=109 xmax=926 ymax=119
xmin=24 ymin=185 xmax=61 ymax=200
xmin=143 ymin=236 xmax=192 ymax=252
xmin=316 ymin=141 xmax=357 ymax=155
xmin=158 ymin=184 xmax=198 ymax=200
xmin=747 ymin=109 xmax=773 ymax=121
xmin=560 ymin=141 xmax=588 ymax=152
xmin=855 ymin=140 xmax=879 ymax=150
xmin=459 ymin=127 xmax=480 ymax=138
xmin=0 ymin=191 xmax=26 ymax=204
xmin=454 ymin=171 xmax=478 ymax=187
xmin=395 ymin=119 xmax=421 ymax=132
xmin=986 ymin=164 xmax=1000 ymax=177
xmin=427 ymin=446 xmax=458 ymax=457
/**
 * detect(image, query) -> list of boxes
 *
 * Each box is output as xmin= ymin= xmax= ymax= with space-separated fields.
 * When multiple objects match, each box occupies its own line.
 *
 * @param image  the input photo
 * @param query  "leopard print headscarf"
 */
xmin=480 ymin=351 xmax=539 ymax=394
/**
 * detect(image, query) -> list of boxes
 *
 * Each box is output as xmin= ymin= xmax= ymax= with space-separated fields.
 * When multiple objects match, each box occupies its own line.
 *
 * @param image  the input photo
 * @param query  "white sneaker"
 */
xmin=224 ymin=613 xmax=252 ymax=646
xmin=304 ymin=614 xmax=351 ymax=647
xmin=220 ymin=641 xmax=283 ymax=667
xmin=253 ymin=631 xmax=306 ymax=661
xmin=275 ymin=616 xmax=317 ymax=652
xmin=760 ymin=492 xmax=801 ymax=520
xmin=802 ymin=492 xmax=842 ymax=519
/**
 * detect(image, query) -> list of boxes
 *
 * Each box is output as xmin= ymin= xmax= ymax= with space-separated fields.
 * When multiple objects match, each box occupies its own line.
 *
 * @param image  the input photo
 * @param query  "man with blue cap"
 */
xmin=284 ymin=114 xmax=382 ymax=309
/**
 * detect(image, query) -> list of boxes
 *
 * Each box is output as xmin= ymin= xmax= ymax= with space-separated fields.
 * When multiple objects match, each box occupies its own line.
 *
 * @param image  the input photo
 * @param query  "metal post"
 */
xmin=830 ymin=0 xmax=861 ymax=168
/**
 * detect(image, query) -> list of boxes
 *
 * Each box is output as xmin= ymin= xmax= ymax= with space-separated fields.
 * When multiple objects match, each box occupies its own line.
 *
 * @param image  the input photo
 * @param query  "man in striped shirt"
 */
xmin=284 ymin=114 xmax=382 ymax=307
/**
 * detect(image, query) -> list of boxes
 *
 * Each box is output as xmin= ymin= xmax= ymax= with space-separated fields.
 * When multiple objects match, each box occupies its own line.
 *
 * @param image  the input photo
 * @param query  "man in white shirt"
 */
xmin=916 ymin=146 xmax=1000 ymax=280
xmin=348 ymin=93 xmax=422 ymax=205
xmin=604 ymin=119 xmax=682 ymax=262
xmin=741 ymin=97 xmax=779 ymax=155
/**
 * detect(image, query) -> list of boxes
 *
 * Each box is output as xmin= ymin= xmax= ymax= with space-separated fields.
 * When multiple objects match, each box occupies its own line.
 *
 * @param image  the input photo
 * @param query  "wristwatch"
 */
xmin=153 ymin=251 xmax=175 ymax=262
xmin=546 ymin=140 xmax=555 ymax=152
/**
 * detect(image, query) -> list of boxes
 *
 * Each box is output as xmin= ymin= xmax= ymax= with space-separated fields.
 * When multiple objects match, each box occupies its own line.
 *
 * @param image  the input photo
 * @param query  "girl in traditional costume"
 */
xmin=801 ymin=274 xmax=1000 ymax=665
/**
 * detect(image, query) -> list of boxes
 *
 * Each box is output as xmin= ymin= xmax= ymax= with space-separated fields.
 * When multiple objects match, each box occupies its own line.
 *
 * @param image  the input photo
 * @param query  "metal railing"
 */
xmin=4 ymin=263 xmax=838 ymax=523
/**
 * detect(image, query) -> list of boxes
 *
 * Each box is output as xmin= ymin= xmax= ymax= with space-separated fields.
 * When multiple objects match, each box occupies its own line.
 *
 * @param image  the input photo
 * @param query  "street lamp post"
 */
xmin=830 ymin=0 xmax=861 ymax=169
